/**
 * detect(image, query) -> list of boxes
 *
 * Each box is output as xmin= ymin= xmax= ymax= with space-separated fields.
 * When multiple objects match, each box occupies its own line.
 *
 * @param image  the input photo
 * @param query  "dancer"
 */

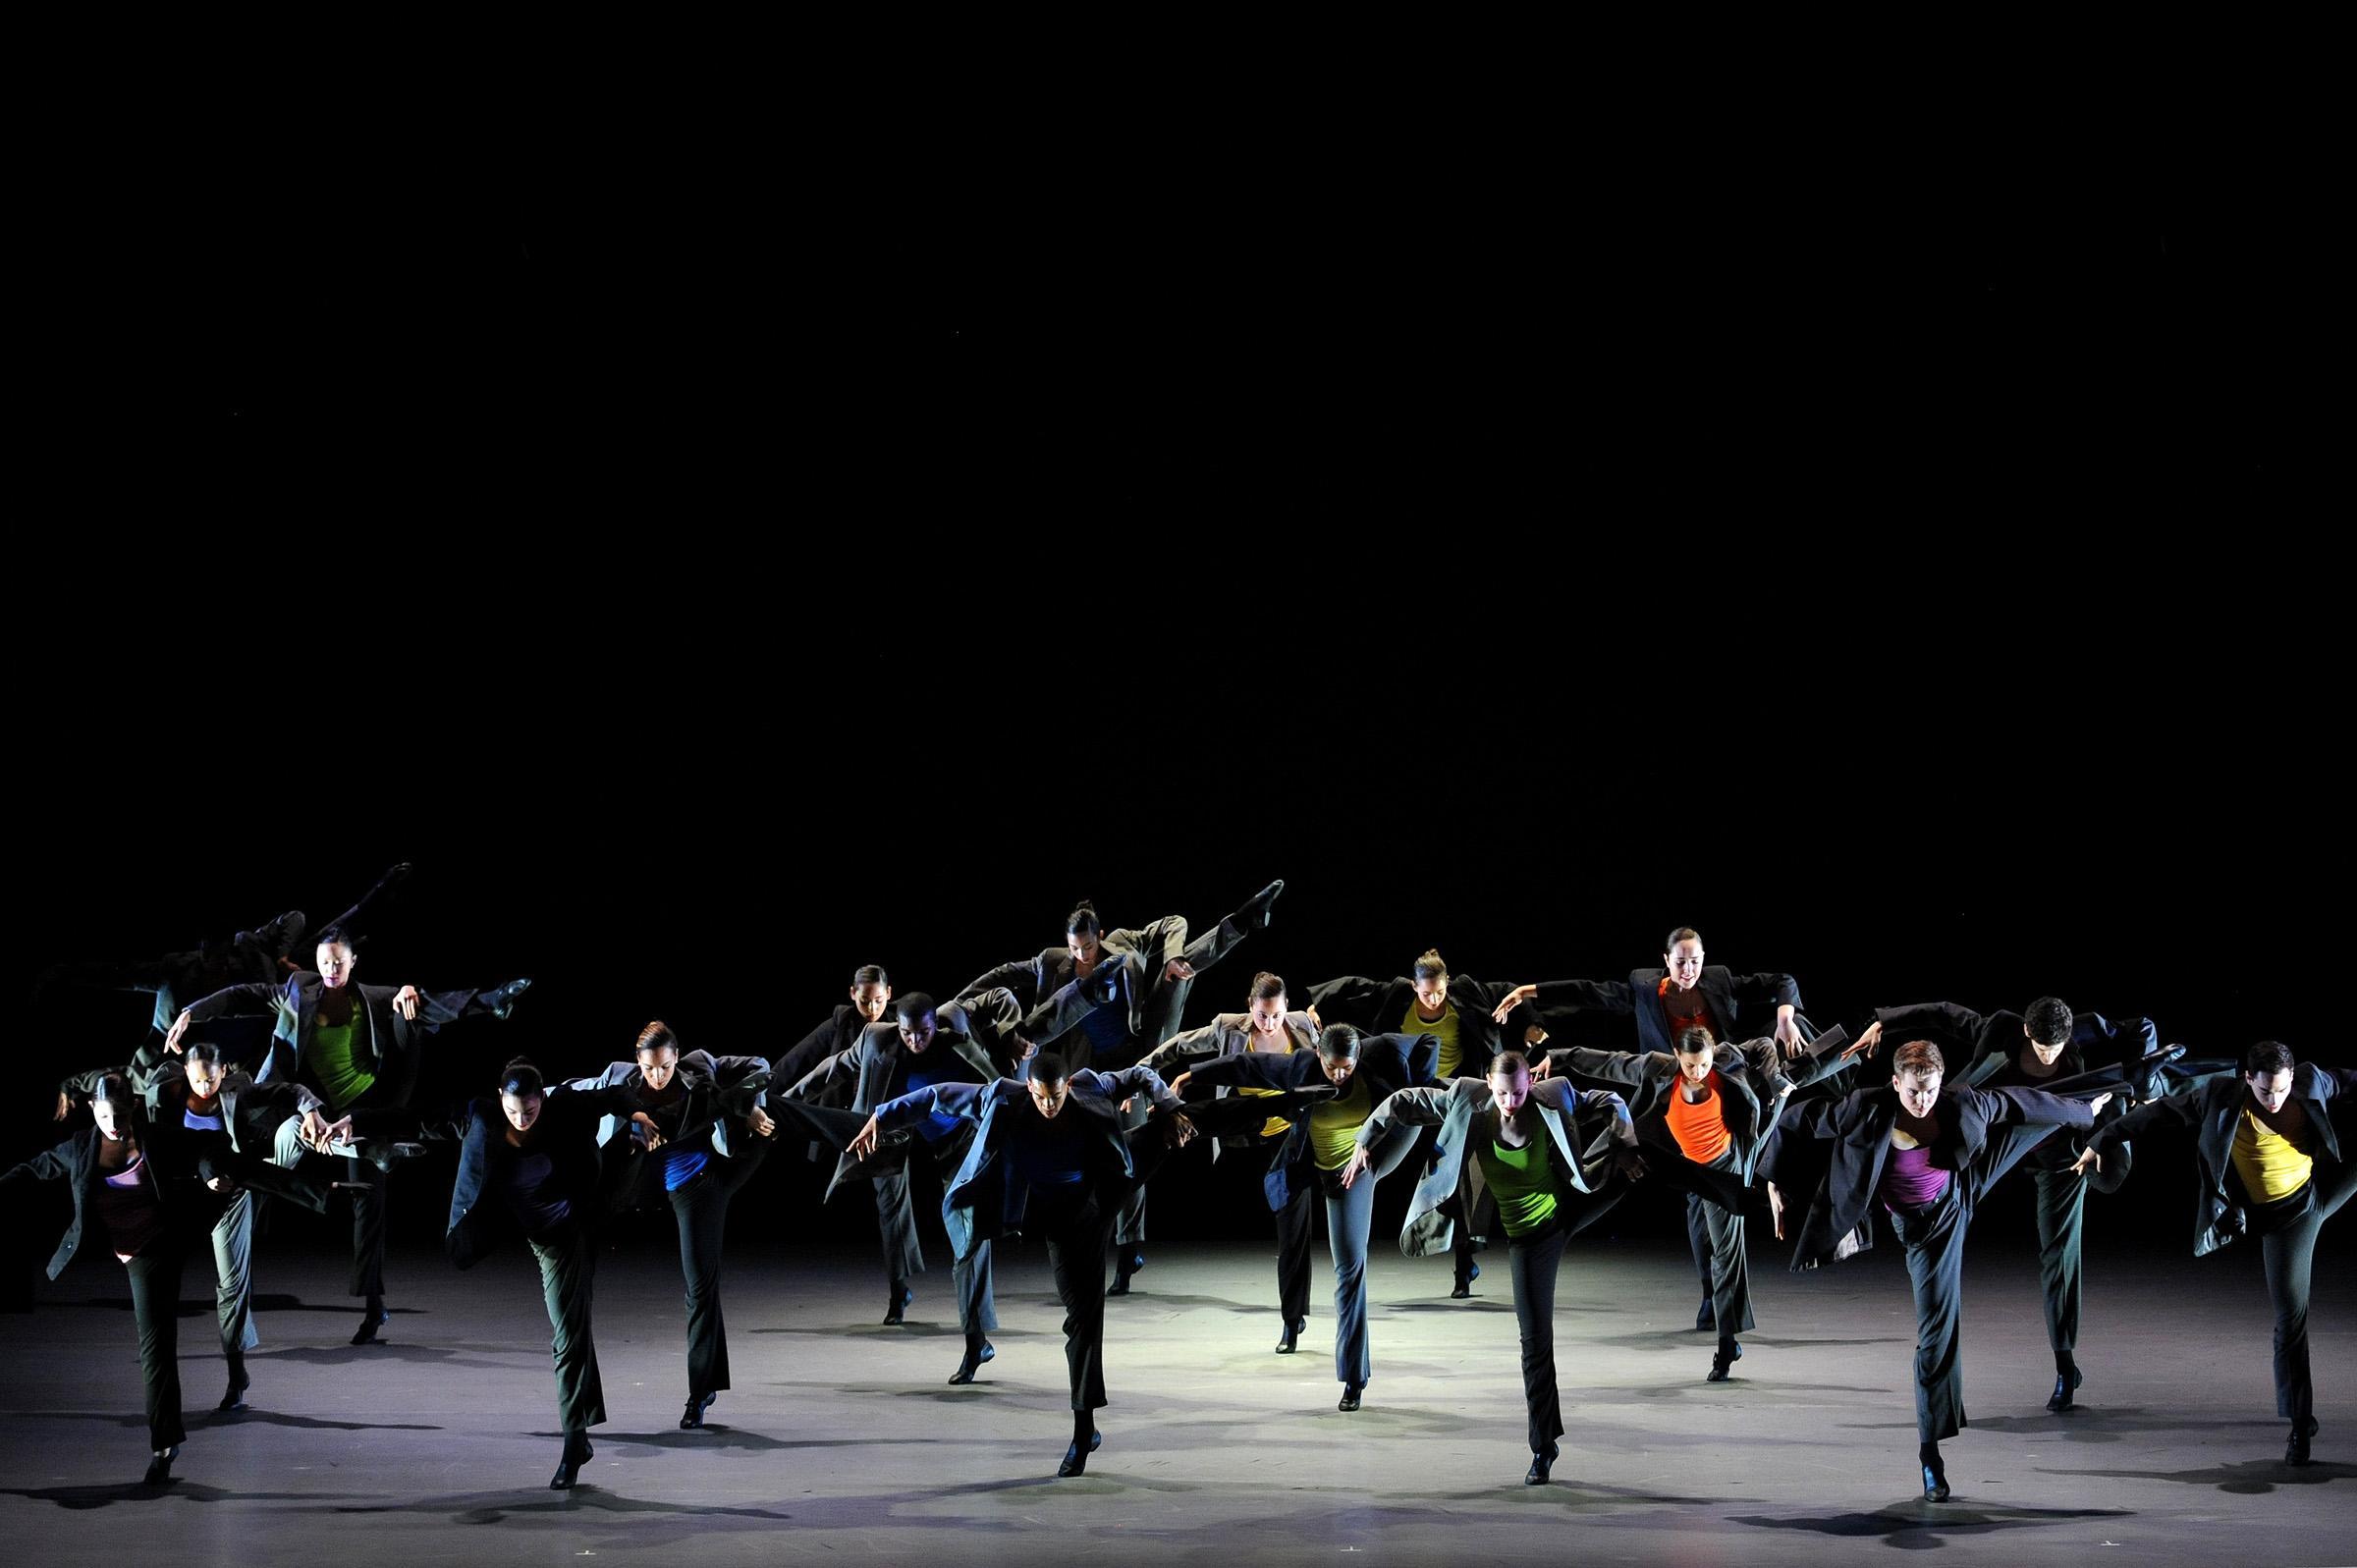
xmin=166 ymin=926 xmax=531 ymax=1344
xmin=1493 ymin=926 xmax=1808 ymax=1329
xmin=2071 ymin=1040 xmax=2355 ymax=1465
xmin=427 ymin=1058 xmax=633 ymax=1489
xmin=777 ymin=987 xmax=1048 ymax=1368
xmin=1762 ymin=1038 xmax=2107 ymax=1501
xmin=1849 ymin=994 xmax=2163 ymax=1411
xmin=58 ymin=1034 xmax=329 ymax=1412
xmin=1170 ymin=1019 xmax=1436 ymax=1409
xmin=1534 ymin=1021 xmax=1845 ymax=1380
xmin=4 ymin=1074 xmax=200 ymax=1484
xmin=568 ymin=1021 xmax=775 ymax=1430
xmin=775 ymin=964 xmax=895 ymax=1100
xmin=1344 ymin=1052 xmax=1644 ymax=1485
xmin=1144 ymin=971 xmax=1321 ymax=1343
xmin=1308 ymin=948 xmax=1548 ymax=1298
xmin=956 ymin=880 xmax=1283 ymax=1293
xmin=851 ymin=1045 xmax=1196 ymax=1477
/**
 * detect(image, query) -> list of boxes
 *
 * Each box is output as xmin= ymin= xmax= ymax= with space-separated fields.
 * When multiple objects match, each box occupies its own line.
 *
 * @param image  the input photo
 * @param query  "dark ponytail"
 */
xmin=1067 ymin=900 xmax=1102 ymax=939
xmin=499 ymin=1057 xmax=544 ymax=1098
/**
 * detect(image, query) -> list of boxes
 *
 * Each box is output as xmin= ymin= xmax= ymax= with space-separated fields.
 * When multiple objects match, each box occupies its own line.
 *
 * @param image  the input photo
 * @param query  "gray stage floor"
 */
xmin=0 ymin=1233 xmax=2350 ymax=1565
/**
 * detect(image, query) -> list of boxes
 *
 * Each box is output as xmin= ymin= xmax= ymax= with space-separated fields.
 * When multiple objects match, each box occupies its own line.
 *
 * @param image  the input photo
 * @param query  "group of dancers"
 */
xmin=11 ymin=869 xmax=2349 ymax=1506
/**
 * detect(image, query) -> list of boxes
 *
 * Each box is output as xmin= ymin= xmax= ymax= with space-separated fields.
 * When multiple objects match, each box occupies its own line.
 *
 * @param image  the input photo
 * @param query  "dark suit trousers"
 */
xmin=2031 ymin=1165 xmax=2086 ymax=1366
xmin=270 ymin=1112 xmax=391 ymax=1297
xmin=2247 ymin=1159 xmax=2357 ymax=1427
xmin=1031 ymin=1181 xmax=1116 ymax=1412
xmin=1275 ymin=1167 xmax=1315 ymax=1327
xmin=889 ymin=1128 xmax=995 ymax=1334
xmin=1887 ymin=1119 xmax=2063 ymax=1443
xmin=1504 ymin=1178 xmax=1633 ymax=1457
xmin=124 ymin=1242 xmax=188 ymax=1451
xmin=529 ymin=1218 xmax=605 ymax=1437
xmin=669 ymin=1146 xmax=767 ymax=1397
xmin=200 ymin=1187 xmax=261 ymax=1358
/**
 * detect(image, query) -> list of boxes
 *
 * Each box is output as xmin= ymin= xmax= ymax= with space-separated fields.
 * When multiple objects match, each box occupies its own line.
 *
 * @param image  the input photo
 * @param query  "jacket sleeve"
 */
xmin=1530 ymin=977 xmax=1636 ymax=1013
xmin=705 ymin=1054 xmax=775 ymax=1111
xmin=1304 ymin=975 xmax=1387 ymax=1026
xmin=180 ymin=981 xmax=283 ymax=1023
xmin=1356 ymin=1083 xmax=1453 ymax=1146
xmin=1552 ymin=1046 xmax=1657 ymax=1088
xmin=873 ymin=1080 xmax=986 ymax=1134
xmin=1141 ymin=1022 xmax=1225 ymax=1074
xmin=1 ymin=1142 xmax=76 ymax=1186
xmin=1764 ymin=1037 xmax=1850 ymax=1095
xmin=1136 ymin=915 xmax=1188 ymax=971
xmin=1577 ymin=1087 xmax=1641 ymax=1146
xmin=957 ymin=958 xmax=1040 ymax=1009
xmin=787 ymin=1038 xmax=866 ymax=1102
xmin=1727 ymin=970 xmax=1802 ymax=1009
xmin=1187 ymin=1052 xmax=1290 ymax=1092
xmin=2089 ymin=1079 xmax=2211 ymax=1151
xmin=1103 ymin=1063 xmax=1183 ymax=1115
xmin=773 ymin=1014 xmax=846 ymax=1086
xmin=1873 ymin=1000 xmax=1989 ymax=1045
xmin=1975 ymin=1084 xmax=2098 ymax=1132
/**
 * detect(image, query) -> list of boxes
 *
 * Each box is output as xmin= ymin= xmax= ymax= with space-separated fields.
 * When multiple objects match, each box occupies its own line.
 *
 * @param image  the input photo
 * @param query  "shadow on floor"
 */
xmin=1966 ymin=1407 xmax=2281 ymax=1441
xmin=0 ymin=1481 xmax=348 ymax=1511
xmin=1728 ymin=1500 xmax=2127 ymax=1543
xmin=2055 ymin=1458 xmax=2356 ymax=1494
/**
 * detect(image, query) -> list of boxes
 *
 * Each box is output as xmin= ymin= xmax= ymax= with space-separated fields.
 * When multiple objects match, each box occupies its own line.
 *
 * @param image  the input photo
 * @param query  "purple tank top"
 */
xmin=1879 ymin=1142 xmax=1950 ymax=1213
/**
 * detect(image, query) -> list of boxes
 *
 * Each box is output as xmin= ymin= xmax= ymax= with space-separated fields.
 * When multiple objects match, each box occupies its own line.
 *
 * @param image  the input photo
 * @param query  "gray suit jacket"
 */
xmin=1546 ymin=1036 xmax=1843 ymax=1184
xmin=1356 ymin=1077 xmax=1637 ymax=1257
xmin=957 ymin=916 xmax=1190 ymax=1041
xmin=564 ymin=1050 xmax=772 ymax=1161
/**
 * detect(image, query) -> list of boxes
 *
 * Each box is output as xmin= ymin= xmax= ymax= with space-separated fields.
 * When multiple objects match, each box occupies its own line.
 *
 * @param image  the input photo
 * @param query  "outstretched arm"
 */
xmin=166 ymin=981 xmax=283 ymax=1051
xmin=956 ymin=958 xmax=1039 ymax=1009
xmin=1140 ymin=1022 xmax=1223 ymax=1075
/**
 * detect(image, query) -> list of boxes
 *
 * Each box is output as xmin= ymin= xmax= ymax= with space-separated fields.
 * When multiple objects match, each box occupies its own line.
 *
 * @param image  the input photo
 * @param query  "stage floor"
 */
xmin=1 ymin=1232 xmax=2350 ymax=1565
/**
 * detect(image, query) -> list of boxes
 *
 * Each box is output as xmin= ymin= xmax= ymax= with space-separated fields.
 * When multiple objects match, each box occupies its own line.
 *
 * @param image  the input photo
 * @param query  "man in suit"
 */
xmin=2071 ymin=1039 xmax=2356 ymax=1466
xmin=1310 ymin=947 xmax=1551 ymax=1298
xmin=1344 ymin=1052 xmax=1644 ymax=1486
xmin=565 ymin=1020 xmax=773 ymax=1430
xmin=956 ymin=880 xmax=1283 ymax=1292
xmin=852 ymin=1046 xmax=1196 ymax=1478
xmin=1850 ymin=994 xmax=2163 ymax=1411
xmin=1172 ymin=1020 xmax=1435 ymax=1408
xmin=1537 ymin=1021 xmax=1847 ymax=1381
xmin=779 ymin=987 xmax=1051 ymax=1371
xmin=1762 ymin=1038 xmax=2107 ymax=1502
xmin=166 ymin=927 xmax=530 ymax=1345
xmin=1494 ymin=926 xmax=1809 ymax=1329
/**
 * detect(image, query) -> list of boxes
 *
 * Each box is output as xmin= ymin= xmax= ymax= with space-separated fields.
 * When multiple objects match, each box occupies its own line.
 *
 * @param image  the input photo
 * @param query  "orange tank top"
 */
xmin=1666 ymin=1069 xmax=1732 ymax=1165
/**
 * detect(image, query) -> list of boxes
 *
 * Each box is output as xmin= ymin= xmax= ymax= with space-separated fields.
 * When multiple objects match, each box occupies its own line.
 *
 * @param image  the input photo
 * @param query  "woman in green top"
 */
xmin=1345 ymin=1051 xmax=1646 ymax=1486
xmin=1177 ymin=1024 xmax=1437 ymax=1411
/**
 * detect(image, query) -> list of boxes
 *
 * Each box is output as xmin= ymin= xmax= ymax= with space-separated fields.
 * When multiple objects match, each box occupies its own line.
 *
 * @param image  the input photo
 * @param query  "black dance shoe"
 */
xmin=884 ymin=1280 xmax=913 ymax=1325
xmin=1707 ymin=1340 xmax=1743 ymax=1382
xmin=2288 ymin=1417 xmax=2319 ymax=1466
xmin=1108 ymin=1252 xmax=1145 ymax=1296
xmin=1338 ymin=1385 xmax=1363 ymax=1412
xmin=351 ymin=1304 xmax=391 ymax=1345
xmin=2047 ymin=1365 xmax=2083 ymax=1412
xmin=1524 ymin=1448 xmax=1556 ymax=1486
xmin=680 ymin=1391 xmax=717 ymax=1430
xmin=1452 ymin=1262 xmax=1481 ymax=1299
xmin=488 ymin=978 xmax=533 ymax=1020
xmin=218 ymin=1360 xmax=249 ymax=1412
xmin=357 ymin=1141 xmax=429 ymax=1174
xmin=1059 ymin=1429 xmax=1103 ymax=1478
xmin=1236 ymin=880 xmax=1285 ymax=932
xmin=1920 ymin=1447 xmax=1950 ymax=1502
xmin=143 ymin=1445 xmax=180 ymax=1486
xmin=251 ymin=910 xmax=308 ymax=962
xmin=550 ymin=1434 xmax=593 ymax=1489
xmin=1276 ymin=1319 xmax=1303 ymax=1354
xmin=1694 ymin=1295 xmax=1716 ymax=1332
xmin=948 ymin=1341 xmax=996 ymax=1384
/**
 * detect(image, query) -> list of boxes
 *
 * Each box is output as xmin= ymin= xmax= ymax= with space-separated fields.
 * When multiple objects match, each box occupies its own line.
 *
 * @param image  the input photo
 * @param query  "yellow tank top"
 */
xmin=1402 ymin=1002 xmax=1461 ymax=1079
xmin=1309 ymin=1076 xmax=1374 ymax=1169
xmin=2231 ymin=1107 xmax=2314 ymax=1203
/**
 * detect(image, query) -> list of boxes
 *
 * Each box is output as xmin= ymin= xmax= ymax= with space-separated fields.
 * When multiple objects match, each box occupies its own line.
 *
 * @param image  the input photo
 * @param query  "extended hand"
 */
xmin=1169 ymin=1071 xmax=1193 ymax=1098
xmin=2085 ymin=1091 xmax=2113 ymax=1118
xmin=2069 ymin=1146 xmax=2102 ymax=1178
xmin=631 ymin=1111 xmax=666 ymax=1151
xmin=849 ymin=1115 xmax=882 ymax=1161
xmin=205 ymin=1175 xmax=241 ymax=1194
xmin=1775 ymin=1008 xmax=1805 ymax=1056
xmin=165 ymin=1010 xmax=193 ymax=1053
xmin=1841 ymin=1021 xmax=1883 ymax=1061
xmin=1338 ymin=1147 xmax=1372 ymax=1189
xmin=1164 ymin=958 xmax=1196 ymax=984
xmin=54 ymin=1090 xmax=71 ymax=1121
xmin=1768 ymin=1181 xmax=1787 ymax=1240
xmin=1613 ymin=1147 xmax=1648 ymax=1179
xmin=1169 ymin=1112 xmax=1198 ymax=1147
xmin=393 ymin=985 xmax=422 ymax=1021
xmin=1492 ymin=984 xmax=1539 ymax=1024
xmin=747 ymin=1107 xmax=777 ymax=1139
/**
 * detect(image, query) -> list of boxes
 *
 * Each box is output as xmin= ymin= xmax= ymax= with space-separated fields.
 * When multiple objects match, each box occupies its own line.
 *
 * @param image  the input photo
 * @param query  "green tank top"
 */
xmin=304 ymin=1010 xmax=378 ymax=1113
xmin=1476 ymin=1133 xmax=1561 ymax=1237
xmin=1309 ymin=1075 xmax=1374 ymax=1169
